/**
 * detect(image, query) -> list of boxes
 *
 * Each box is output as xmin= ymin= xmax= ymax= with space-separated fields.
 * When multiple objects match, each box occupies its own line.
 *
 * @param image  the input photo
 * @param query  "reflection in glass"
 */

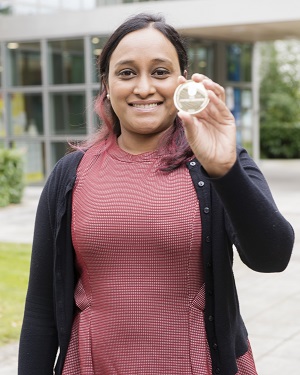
xmin=50 ymin=92 xmax=86 ymax=135
xmin=51 ymin=141 xmax=70 ymax=166
xmin=8 ymin=93 xmax=43 ymax=136
xmin=230 ymin=88 xmax=253 ymax=152
xmin=48 ymin=39 xmax=84 ymax=84
xmin=7 ymin=41 xmax=42 ymax=86
xmin=91 ymin=36 xmax=109 ymax=83
xmin=231 ymin=88 xmax=242 ymax=144
xmin=14 ymin=140 xmax=45 ymax=183
xmin=188 ymin=43 xmax=214 ymax=78
xmin=241 ymin=89 xmax=253 ymax=151
xmin=227 ymin=43 xmax=252 ymax=82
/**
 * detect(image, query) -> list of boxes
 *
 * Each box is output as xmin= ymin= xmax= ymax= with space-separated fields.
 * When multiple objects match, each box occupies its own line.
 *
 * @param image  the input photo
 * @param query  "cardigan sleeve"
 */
xmin=18 ymin=151 xmax=84 ymax=375
xmin=18 ymin=169 xmax=60 ymax=374
xmin=210 ymin=147 xmax=294 ymax=272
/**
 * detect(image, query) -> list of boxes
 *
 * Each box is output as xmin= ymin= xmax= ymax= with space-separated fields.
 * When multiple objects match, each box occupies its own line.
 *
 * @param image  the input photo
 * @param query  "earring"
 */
xmin=106 ymin=94 xmax=110 ymax=100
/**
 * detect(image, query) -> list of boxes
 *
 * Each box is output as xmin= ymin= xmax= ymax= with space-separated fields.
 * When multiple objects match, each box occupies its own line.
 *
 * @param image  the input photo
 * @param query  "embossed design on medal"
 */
xmin=173 ymin=80 xmax=209 ymax=115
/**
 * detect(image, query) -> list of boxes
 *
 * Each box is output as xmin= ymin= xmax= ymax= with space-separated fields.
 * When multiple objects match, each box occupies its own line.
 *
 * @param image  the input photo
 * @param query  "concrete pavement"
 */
xmin=0 ymin=160 xmax=299 ymax=375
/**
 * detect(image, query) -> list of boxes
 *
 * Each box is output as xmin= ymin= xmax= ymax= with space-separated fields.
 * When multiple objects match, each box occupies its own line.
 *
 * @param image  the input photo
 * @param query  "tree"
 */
xmin=259 ymin=41 xmax=300 ymax=158
xmin=260 ymin=41 xmax=300 ymax=126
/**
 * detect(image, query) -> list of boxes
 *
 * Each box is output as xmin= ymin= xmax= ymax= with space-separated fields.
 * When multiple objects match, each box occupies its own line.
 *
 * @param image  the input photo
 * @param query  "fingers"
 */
xmin=177 ymin=110 xmax=197 ymax=129
xmin=205 ymin=81 xmax=226 ymax=103
xmin=176 ymin=74 xmax=236 ymax=177
xmin=205 ymin=90 xmax=230 ymax=118
xmin=176 ymin=74 xmax=228 ymax=118
xmin=177 ymin=75 xmax=187 ymax=85
xmin=190 ymin=73 xmax=226 ymax=103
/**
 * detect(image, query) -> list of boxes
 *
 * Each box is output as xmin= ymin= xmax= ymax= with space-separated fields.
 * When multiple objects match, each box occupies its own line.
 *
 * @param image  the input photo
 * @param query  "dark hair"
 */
xmin=92 ymin=13 xmax=193 ymax=171
xmin=100 ymin=13 xmax=188 ymax=87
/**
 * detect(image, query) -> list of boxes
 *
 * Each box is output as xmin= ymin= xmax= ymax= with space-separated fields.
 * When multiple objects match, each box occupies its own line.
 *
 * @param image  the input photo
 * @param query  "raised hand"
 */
xmin=177 ymin=73 xmax=237 ymax=178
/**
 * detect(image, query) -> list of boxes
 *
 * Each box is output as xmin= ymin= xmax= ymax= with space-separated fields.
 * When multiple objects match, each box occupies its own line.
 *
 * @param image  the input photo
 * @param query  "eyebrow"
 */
xmin=114 ymin=57 xmax=173 ymax=67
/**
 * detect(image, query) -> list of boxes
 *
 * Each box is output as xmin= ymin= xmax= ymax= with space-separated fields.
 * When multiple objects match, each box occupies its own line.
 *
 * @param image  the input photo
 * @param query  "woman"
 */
xmin=18 ymin=13 xmax=294 ymax=375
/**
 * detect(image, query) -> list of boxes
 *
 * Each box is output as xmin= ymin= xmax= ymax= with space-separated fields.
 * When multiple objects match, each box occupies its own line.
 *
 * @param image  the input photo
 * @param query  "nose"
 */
xmin=133 ymin=75 xmax=156 ymax=97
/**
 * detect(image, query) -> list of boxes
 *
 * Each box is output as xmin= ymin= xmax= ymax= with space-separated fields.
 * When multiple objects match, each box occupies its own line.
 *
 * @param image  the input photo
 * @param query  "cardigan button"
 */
xmin=213 ymin=343 xmax=218 ymax=350
xmin=198 ymin=180 xmax=205 ymax=187
xmin=215 ymin=368 xmax=221 ymax=374
xmin=206 ymin=236 xmax=211 ymax=243
xmin=190 ymin=161 xmax=196 ymax=167
xmin=209 ymin=315 xmax=214 ymax=322
xmin=204 ymin=207 xmax=210 ymax=214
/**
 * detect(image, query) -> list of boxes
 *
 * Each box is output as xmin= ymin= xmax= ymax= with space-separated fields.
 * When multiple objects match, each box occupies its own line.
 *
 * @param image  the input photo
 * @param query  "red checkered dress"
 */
xmin=62 ymin=141 xmax=257 ymax=374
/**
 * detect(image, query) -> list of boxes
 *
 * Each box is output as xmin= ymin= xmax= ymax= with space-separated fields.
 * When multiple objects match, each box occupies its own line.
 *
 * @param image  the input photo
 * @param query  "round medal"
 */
xmin=174 ymin=80 xmax=209 ymax=114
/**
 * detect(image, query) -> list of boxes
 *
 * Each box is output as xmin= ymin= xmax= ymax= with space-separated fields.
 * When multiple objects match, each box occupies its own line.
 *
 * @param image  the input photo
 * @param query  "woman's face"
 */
xmin=107 ymin=27 xmax=181 ymax=141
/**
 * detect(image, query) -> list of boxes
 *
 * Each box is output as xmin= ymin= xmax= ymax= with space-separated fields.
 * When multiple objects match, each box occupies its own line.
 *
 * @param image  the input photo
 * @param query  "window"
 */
xmin=51 ymin=141 xmax=71 ymax=165
xmin=7 ymin=42 xmax=42 ymax=86
xmin=8 ymin=93 xmax=43 ymax=136
xmin=227 ymin=43 xmax=252 ymax=82
xmin=13 ymin=139 xmax=45 ymax=183
xmin=91 ymin=36 xmax=109 ymax=83
xmin=188 ymin=42 xmax=214 ymax=79
xmin=48 ymin=39 xmax=85 ymax=84
xmin=93 ymin=90 xmax=102 ymax=129
xmin=50 ymin=92 xmax=86 ymax=135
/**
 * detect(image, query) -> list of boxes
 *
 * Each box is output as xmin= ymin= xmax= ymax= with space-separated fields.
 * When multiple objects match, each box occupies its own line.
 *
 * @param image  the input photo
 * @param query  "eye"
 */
xmin=118 ymin=69 xmax=136 ymax=78
xmin=153 ymin=68 xmax=170 ymax=78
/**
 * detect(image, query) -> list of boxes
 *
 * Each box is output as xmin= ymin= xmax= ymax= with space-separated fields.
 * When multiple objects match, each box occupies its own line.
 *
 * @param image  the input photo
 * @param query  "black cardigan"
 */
xmin=18 ymin=146 xmax=294 ymax=375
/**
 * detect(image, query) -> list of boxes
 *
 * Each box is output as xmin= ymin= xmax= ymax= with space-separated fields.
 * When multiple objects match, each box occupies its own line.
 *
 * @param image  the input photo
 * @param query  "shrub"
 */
xmin=259 ymin=41 xmax=300 ymax=160
xmin=0 ymin=149 xmax=24 ymax=207
xmin=260 ymin=122 xmax=300 ymax=159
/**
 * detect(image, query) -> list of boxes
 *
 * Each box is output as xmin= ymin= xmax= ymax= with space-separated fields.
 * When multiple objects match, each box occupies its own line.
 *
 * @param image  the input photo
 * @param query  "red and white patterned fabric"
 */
xmin=62 ymin=140 xmax=257 ymax=375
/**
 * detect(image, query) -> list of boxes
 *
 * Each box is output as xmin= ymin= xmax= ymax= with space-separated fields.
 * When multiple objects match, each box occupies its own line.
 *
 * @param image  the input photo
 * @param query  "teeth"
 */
xmin=132 ymin=103 xmax=158 ymax=108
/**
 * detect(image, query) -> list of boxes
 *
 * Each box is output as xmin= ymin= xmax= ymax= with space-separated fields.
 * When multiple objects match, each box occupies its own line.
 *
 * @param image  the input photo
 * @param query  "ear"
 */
xmin=103 ymin=81 xmax=111 ymax=100
xmin=104 ymin=82 xmax=109 ymax=95
xmin=101 ymin=75 xmax=109 ymax=94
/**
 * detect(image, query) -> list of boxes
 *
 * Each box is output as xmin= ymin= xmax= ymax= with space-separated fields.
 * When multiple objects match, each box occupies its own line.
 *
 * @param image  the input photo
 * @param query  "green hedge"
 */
xmin=0 ymin=149 xmax=24 ymax=207
xmin=260 ymin=122 xmax=300 ymax=159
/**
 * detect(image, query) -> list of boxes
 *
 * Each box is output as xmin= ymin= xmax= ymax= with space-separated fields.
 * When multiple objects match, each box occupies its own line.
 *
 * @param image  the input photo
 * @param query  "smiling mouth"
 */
xmin=131 ymin=103 xmax=161 ymax=109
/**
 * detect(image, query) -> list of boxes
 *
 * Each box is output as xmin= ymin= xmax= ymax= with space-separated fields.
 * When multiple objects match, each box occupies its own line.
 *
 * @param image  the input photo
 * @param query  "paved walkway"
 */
xmin=0 ymin=160 xmax=299 ymax=374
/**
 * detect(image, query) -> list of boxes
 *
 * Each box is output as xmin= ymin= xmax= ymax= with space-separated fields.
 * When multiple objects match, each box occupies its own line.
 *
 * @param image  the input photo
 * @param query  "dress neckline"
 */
xmin=107 ymin=137 xmax=163 ymax=163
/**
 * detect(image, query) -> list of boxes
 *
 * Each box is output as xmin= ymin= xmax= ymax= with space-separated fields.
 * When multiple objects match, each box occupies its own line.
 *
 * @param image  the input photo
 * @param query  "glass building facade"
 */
xmin=0 ymin=0 xmax=177 ymax=15
xmin=226 ymin=43 xmax=253 ymax=152
xmin=0 ymin=1 xmax=253 ymax=183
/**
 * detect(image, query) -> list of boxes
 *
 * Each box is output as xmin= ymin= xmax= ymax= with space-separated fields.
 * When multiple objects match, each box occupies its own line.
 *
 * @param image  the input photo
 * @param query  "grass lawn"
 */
xmin=0 ymin=242 xmax=31 ymax=346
